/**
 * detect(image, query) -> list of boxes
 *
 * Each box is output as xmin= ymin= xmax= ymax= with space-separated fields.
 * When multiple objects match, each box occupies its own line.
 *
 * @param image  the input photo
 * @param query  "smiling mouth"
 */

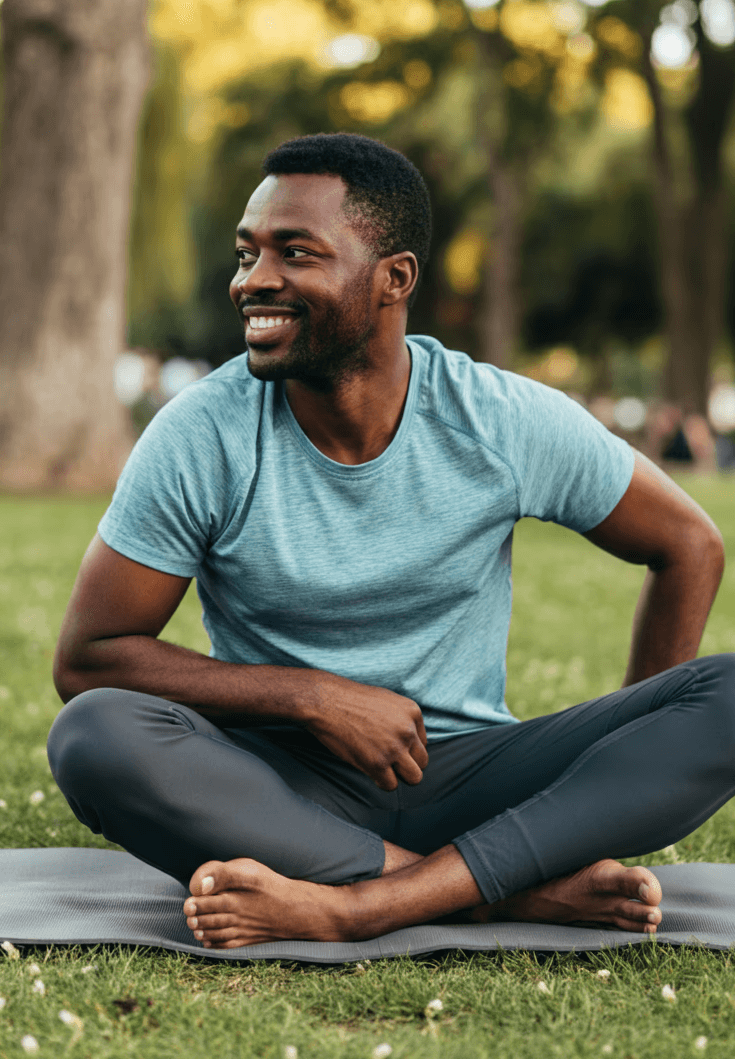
xmin=244 ymin=314 xmax=299 ymax=344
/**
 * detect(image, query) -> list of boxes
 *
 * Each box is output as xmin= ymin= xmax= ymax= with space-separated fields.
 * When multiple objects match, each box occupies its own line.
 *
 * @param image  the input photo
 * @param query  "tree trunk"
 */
xmin=473 ymin=26 xmax=521 ymax=370
xmin=642 ymin=24 xmax=735 ymax=416
xmin=477 ymin=157 xmax=522 ymax=369
xmin=683 ymin=31 xmax=735 ymax=415
xmin=641 ymin=42 xmax=699 ymax=413
xmin=0 ymin=0 xmax=150 ymax=491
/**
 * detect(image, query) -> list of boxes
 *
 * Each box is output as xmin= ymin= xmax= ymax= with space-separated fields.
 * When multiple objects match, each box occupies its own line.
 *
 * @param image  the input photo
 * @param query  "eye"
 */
xmin=284 ymin=247 xmax=310 ymax=259
xmin=235 ymin=248 xmax=255 ymax=265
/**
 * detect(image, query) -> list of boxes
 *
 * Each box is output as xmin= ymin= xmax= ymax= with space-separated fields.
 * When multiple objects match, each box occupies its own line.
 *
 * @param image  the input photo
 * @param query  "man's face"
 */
xmin=229 ymin=173 xmax=379 ymax=390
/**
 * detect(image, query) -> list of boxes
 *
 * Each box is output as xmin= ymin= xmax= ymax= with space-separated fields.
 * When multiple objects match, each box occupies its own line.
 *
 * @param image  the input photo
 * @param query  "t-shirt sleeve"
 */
xmin=504 ymin=376 xmax=635 ymax=532
xmin=98 ymin=387 xmax=226 ymax=577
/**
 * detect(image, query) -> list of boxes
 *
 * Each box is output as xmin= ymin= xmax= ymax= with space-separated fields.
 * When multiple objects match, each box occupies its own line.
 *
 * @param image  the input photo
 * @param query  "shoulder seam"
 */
xmin=415 ymin=407 xmax=521 ymax=512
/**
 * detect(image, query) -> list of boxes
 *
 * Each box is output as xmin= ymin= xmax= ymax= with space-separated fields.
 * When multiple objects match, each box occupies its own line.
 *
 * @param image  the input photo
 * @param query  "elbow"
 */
xmin=53 ymin=643 xmax=93 ymax=704
xmin=659 ymin=520 xmax=726 ymax=583
xmin=698 ymin=521 xmax=726 ymax=582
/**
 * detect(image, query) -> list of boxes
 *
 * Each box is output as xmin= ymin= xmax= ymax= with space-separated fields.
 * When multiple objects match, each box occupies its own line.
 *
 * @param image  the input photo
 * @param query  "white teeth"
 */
xmin=250 ymin=315 xmax=290 ymax=329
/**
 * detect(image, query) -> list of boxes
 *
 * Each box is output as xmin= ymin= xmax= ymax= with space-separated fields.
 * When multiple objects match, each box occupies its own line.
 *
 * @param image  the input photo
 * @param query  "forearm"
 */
xmin=54 ymin=633 xmax=320 ymax=726
xmin=623 ymin=549 xmax=724 ymax=686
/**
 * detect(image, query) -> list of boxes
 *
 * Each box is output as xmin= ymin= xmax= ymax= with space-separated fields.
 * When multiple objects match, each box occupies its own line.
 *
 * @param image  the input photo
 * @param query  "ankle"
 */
xmin=330 ymin=881 xmax=364 ymax=942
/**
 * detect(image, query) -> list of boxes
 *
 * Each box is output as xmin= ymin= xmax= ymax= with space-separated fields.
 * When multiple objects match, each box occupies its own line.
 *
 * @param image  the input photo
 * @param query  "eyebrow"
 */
xmin=236 ymin=225 xmax=330 ymax=247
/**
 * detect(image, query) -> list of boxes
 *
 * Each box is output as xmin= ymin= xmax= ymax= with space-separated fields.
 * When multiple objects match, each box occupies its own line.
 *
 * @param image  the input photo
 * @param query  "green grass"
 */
xmin=1 ymin=476 xmax=735 ymax=1057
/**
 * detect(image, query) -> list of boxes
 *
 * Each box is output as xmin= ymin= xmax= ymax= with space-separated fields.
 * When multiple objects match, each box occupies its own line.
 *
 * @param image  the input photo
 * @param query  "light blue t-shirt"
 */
xmin=98 ymin=336 xmax=634 ymax=741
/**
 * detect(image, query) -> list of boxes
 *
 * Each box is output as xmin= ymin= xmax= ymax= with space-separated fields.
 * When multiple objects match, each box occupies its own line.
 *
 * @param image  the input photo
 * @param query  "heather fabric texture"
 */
xmin=98 ymin=335 xmax=634 ymax=740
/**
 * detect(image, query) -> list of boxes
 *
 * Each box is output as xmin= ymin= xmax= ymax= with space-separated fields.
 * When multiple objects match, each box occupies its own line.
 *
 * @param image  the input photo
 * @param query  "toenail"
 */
xmin=195 ymin=930 xmax=203 ymax=939
xmin=202 ymin=876 xmax=215 ymax=894
xmin=190 ymin=917 xmax=197 ymax=928
xmin=648 ymin=912 xmax=658 ymax=922
xmin=638 ymin=883 xmax=649 ymax=900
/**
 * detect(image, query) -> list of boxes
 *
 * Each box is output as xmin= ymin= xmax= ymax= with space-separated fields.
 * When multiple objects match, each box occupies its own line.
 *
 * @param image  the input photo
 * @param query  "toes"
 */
xmin=189 ymin=860 xmax=225 ymax=897
xmin=591 ymin=860 xmax=662 ymax=906
xmin=616 ymin=899 xmax=662 ymax=925
xmin=635 ymin=868 xmax=662 ymax=907
xmin=188 ymin=857 xmax=264 ymax=898
xmin=188 ymin=912 xmax=237 ymax=934
xmin=199 ymin=926 xmax=252 ymax=949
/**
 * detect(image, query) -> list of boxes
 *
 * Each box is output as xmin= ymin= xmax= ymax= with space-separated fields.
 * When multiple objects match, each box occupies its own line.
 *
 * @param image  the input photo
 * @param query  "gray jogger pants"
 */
xmin=47 ymin=653 xmax=735 ymax=901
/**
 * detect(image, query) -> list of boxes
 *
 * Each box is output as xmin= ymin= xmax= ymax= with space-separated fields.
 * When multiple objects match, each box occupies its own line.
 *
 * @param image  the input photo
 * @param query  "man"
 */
xmin=50 ymin=133 xmax=733 ymax=950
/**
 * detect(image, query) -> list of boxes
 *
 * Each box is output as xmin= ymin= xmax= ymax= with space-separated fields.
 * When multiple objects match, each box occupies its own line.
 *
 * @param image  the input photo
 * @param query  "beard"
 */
xmin=245 ymin=265 xmax=375 ymax=392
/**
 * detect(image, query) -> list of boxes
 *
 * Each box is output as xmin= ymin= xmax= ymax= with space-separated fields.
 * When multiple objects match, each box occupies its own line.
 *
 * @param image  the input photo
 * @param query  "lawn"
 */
xmin=1 ymin=475 xmax=735 ymax=1058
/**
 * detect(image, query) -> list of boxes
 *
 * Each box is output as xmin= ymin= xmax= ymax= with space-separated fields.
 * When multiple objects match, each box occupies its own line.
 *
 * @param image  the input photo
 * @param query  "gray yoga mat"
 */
xmin=2 ymin=848 xmax=734 ymax=962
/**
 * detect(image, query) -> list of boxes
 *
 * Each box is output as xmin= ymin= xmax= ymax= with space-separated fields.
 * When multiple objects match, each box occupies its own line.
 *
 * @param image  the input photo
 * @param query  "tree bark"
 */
xmin=477 ymin=154 xmax=522 ymax=369
xmin=641 ymin=23 xmax=735 ymax=416
xmin=0 ymin=0 xmax=150 ymax=491
xmin=641 ymin=39 xmax=699 ymax=413
xmin=473 ymin=27 xmax=522 ymax=369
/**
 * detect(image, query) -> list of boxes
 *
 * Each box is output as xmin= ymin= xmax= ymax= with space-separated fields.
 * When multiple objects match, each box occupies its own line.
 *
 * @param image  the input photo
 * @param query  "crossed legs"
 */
xmin=48 ymin=654 xmax=735 ymax=947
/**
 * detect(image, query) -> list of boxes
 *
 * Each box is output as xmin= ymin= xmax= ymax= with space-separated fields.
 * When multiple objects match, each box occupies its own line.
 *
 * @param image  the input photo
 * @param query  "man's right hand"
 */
xmin=301 ymin=672 xmax=429 ymax=791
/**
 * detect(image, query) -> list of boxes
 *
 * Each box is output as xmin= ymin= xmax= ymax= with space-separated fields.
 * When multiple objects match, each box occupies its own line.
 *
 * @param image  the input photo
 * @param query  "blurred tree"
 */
xmin=590 ymin=0 xmax=735 ymax=413
xmin=127 ymin=45 xmax=198 ymax=355
xmin=0 ymin=0 xmax=150 ymax=491
xmin=124 ymin=0 xmax=735 ymax=412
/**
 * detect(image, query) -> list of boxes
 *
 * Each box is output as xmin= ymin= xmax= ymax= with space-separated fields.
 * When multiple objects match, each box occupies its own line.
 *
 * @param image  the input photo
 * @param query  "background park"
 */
xmin=2 ymin=0 xmax=735 ymax=1055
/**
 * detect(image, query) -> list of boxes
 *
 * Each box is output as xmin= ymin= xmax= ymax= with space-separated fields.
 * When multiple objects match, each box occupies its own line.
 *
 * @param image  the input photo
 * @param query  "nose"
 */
xmin=235 ymin=251 xmax=285 ymax=294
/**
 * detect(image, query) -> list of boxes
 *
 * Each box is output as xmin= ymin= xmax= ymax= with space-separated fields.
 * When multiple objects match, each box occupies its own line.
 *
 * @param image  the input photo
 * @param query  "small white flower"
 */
xmin=284 ymin=1047 xmax=298 ymax=1059
xmin=32 ymin=979 xmax=45 ymax=996
xmin=694 ymin=1037 xmax=708 ymax=1050
xmin=601 ymin=1046 xmax=613 ymax=1055
xmin=372 ymin=1045 xmax=393 ymax=1059
xmin=596 ymin=969 xmax=611 ymax=979
xmin=80 ymin=965 xmax=95 ymax=974
xmin=1 ymin=941 xmax=20 ymax=960
xmin=0 ymin=996 xmax=6 ymax=1010
xmin=425 ymin=998 xmax=443 ymax=1014
xmin=661 ymin=984 xmax=677 ymax=1003
xmin=27 ymin=963 xmax=41 ymax=975
xmin=29 ymin=791 xmax=44 ymax=806
xmin=0 ymin=800 xmax=7 ymax=809
xmin=59 ymin=1010 xmax=75 ymax=1025
xmin=354 ymin=962 xmax=366 ymax=975
xmin=20 ymin=1036 xmax=39 ymax=1054
xmin=537 ymin=980 xmax=551 ymax=994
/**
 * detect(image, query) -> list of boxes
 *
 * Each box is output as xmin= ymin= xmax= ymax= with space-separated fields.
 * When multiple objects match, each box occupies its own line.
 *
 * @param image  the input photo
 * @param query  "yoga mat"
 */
xmin=2 ymin=849 xmax=734 ymax=963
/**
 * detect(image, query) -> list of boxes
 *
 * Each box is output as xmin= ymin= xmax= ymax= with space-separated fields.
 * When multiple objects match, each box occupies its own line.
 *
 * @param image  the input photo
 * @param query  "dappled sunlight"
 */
xmin=339 ymin=80 xmax=412 ymax=124
xmin=594 ymin=16 xmax=643 ymax=60
xmin=444 ymin=228 xmax=487 ymax=295
xmin=152 ymin=0 xmax=439 ymax=95
xmin=500 ymin=1 xmax=564 ymax=56
xmin=601 ymin=68 xmax=653 ymax=130
xmin=180 ymin=0 xmax=330 ymax=90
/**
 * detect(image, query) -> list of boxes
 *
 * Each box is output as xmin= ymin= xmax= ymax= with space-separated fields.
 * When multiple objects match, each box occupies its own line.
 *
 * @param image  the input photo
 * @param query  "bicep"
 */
xmin=582 ymin=450 xmax=724 ymax=568
xmin=57 ymin=534 xmax=192 ymax=653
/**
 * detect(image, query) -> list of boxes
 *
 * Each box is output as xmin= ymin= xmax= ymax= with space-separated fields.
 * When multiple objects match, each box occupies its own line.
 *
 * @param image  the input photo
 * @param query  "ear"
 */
xmin=379 ymin=252 xmax=418 ymax=308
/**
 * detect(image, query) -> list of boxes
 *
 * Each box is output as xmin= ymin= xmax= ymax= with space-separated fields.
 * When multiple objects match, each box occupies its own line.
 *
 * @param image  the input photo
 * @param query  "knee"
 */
xmin=689 ymin=653 xmax=735 ymax=756
xmin=47 ymin=688 xmax=147 ymax=796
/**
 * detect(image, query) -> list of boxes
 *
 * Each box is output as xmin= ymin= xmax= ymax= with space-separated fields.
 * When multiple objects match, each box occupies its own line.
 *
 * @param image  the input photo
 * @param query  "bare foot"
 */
xmin=183 ymin=851 xmax=663 ymax=950
xmin=470 ymin=859 xmax=663 ymax=933
xmin=183 ymin=858 xmax=352 ymax=948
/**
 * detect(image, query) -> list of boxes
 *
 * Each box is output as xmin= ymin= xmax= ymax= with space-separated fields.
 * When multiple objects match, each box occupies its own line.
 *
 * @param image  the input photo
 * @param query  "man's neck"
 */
xmin=284 ymin=341 xmax=412 ymax=466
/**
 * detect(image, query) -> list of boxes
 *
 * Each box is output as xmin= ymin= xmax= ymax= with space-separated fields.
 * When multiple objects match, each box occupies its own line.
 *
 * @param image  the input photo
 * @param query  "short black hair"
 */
xmin=262 ymin=132 xmax=432 ymax=309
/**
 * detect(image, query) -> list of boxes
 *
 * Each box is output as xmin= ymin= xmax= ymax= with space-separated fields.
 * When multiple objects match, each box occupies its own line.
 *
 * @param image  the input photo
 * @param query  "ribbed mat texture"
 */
xmin=2 ymin=849 xmax=734 ymax=962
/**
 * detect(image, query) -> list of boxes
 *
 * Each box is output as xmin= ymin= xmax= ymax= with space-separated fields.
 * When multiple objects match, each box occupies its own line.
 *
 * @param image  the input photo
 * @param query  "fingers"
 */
xmin=396 ymin=753 xmax=424 ymax=786
xmin=373 ymin=738 xmax=428 ymax=790
xmin=412 ymin=735 xmax=429 ymax=770
xmin=415 ymin=710 xmax=428 ymax=748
